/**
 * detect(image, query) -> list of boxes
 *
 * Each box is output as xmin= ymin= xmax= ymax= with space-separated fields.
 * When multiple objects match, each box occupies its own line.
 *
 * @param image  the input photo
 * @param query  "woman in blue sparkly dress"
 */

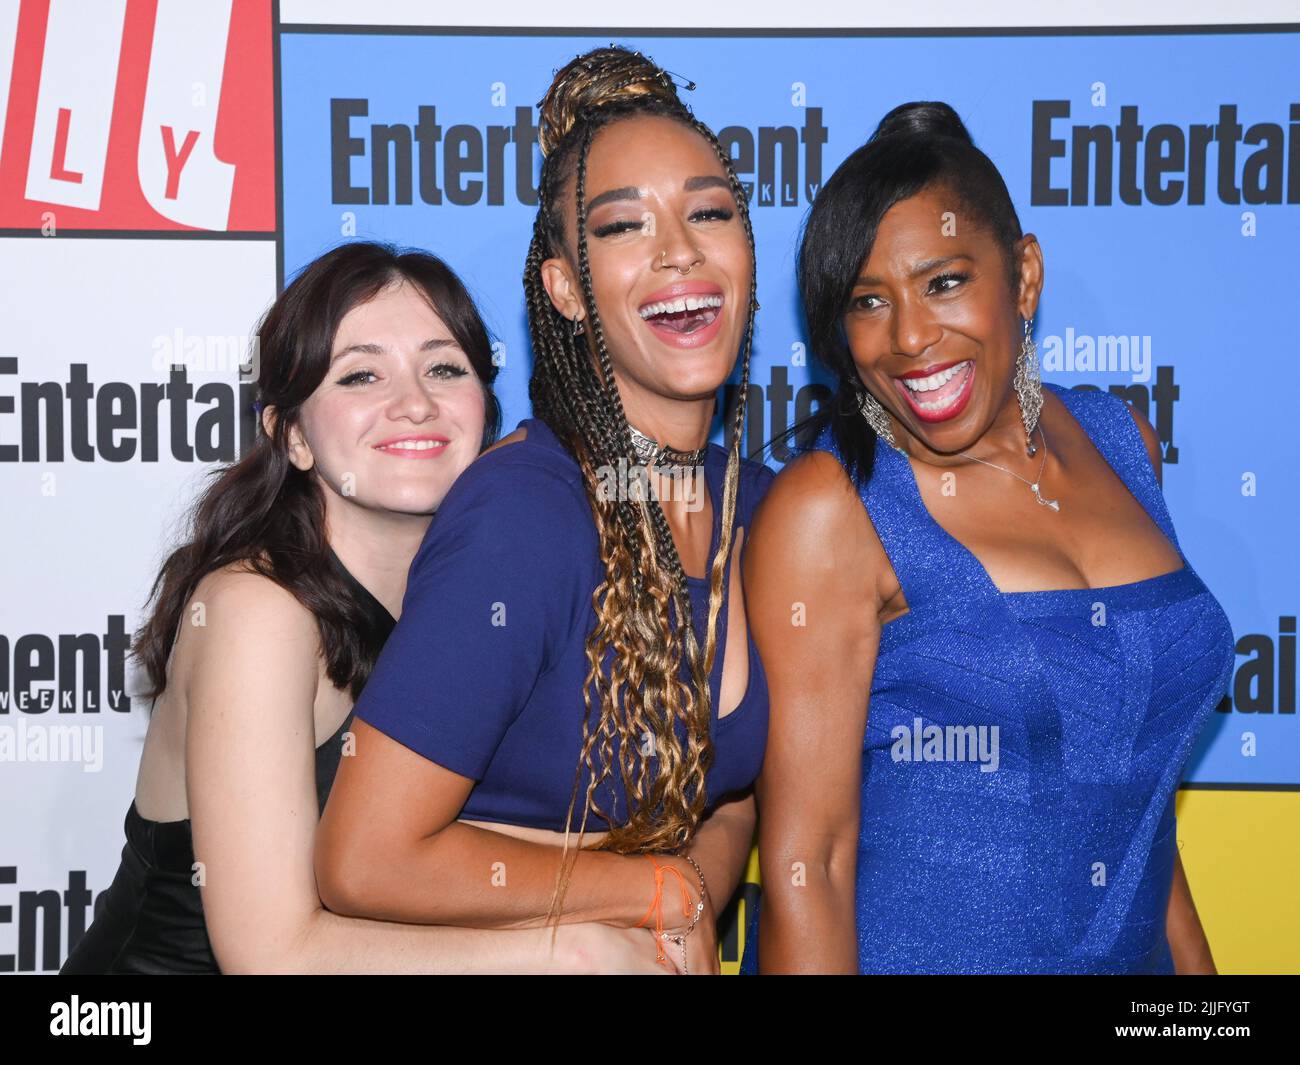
xmin=740 ymin=102 xmax=1233 ymax=974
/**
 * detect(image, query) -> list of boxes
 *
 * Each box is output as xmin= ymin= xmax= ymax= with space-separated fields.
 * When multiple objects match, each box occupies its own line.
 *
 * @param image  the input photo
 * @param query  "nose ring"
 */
xmin=658 ymin=249 xmax=702 ymax=274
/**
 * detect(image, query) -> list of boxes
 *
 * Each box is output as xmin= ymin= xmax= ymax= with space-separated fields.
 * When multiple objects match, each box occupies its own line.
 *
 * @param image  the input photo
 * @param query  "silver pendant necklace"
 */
xmin=955 ymin=425 xmax=1061 ymax=511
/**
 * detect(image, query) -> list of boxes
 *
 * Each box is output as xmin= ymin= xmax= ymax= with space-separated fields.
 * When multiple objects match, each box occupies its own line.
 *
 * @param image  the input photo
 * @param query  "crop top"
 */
xmin=354 ymin=416 xmax=774 ymax=832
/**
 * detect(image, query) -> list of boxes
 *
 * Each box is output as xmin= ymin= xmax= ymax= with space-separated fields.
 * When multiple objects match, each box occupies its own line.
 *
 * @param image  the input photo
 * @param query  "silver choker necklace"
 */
xmin=627 ymin=422 xmax=708 ymax=472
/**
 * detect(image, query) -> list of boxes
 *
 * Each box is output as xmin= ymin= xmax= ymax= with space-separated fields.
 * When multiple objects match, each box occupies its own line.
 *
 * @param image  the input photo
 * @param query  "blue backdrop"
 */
xmin=278 ymin=27 xmax=1299 ymax=786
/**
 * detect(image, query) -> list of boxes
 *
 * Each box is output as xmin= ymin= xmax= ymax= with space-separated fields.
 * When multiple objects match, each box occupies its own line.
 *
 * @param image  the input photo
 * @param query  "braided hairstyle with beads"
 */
xmin=524 ymin=47 xmax=757 ymax=916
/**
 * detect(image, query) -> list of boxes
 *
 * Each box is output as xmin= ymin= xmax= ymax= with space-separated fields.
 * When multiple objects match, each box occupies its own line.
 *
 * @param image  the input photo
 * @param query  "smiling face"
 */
xmin=277 ymin=279 xmax=487 ymax=516
xmin=541 ymin=114 xmax=752 ymax=420
xmin=844 ymin=183 xmax=1043 ymax=455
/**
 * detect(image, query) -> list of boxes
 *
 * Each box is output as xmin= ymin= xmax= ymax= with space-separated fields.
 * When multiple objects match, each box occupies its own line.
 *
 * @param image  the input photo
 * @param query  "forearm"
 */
xmin=757 ymin=833 xmax=859 ymax=974
xmin=685 ymin=791 xmax=757 ymax=910
xmin=250 ymin=907 xmax=575 ymax=975
xmin=323 ymin=820 xmax=662 ymax=930
xmin=1166 ymin=852 xmax=1216 ymax=974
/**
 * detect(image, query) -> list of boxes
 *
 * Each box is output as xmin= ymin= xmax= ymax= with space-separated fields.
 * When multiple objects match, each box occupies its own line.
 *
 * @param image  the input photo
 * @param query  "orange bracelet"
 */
xmin=634 ymin=854 xmax=694 ymax=966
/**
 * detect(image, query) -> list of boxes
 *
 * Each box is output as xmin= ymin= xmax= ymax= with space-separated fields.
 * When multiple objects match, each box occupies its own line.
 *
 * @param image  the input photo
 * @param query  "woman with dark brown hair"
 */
xmin=61 ymin=241 xmax=662 ymax=974
xmin=315 ymin=47 xmax=772 ymax=973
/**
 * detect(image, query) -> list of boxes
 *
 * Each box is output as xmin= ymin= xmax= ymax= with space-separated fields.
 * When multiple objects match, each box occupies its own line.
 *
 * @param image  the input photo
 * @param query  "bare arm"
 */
xmin=312 ymin=449 xmax=745 ymax=964
xmin=744 ymin=452 xmax=881 ymax=973
xmin=1126 ymin=402 xmax=1217 ymax=975
xmin=182 ymin=570 xmax=664 ymax=974
xmin=315 ymin=717 xmax=719 ymax=932
xmin=686 ymin=791 xmax=757 ymax=912
xmin=1166 ymin=850 xmax=1216 ymax=975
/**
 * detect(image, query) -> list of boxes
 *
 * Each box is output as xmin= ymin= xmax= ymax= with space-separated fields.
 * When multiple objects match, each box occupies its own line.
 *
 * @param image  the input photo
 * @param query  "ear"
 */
xmin=259 ymin=403 xmax=277 ymax=441
xmin=540 ymin=256 xmax=587 ymax=326
xmin=1014 ymin=234 xmax=1045 ymax=322
xmin=262 ymin=404 xmax=314 ymax=472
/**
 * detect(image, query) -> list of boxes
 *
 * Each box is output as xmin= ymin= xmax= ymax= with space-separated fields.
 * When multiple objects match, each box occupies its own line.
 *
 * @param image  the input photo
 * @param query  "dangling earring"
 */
xmin=572 ymin=315 xmax=585 ymax=337
xmin=1013 ymin=316 xmax=1044 ymax=457
xmin=857 ymin=387 xmax=903 ymax=453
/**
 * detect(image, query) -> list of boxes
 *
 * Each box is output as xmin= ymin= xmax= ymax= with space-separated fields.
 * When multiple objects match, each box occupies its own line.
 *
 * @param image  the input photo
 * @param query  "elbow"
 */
xmin=760 ymin=820 xmax=857 ymax=898
xmin=823 ymin=829 xmax=860 ymax=889
xmin=210 ymin=913 xmax=322 ymax=976
xmin=315 ymin=871 xmax=353 ymax=918
xmin=313 ymin=828 xmax=374 ymax=918
xmin=314 ymin=824 xmax=448 ymax=924
xmin=315 ymin=854 xmax=364 ymax=919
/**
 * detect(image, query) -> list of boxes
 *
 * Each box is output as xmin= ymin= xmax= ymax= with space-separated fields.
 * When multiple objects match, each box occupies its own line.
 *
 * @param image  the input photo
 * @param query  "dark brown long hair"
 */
xmin=134 ymin=241 xmax=502 ymax=702
xmin=524 ymin=47 xmax=758 ymax=896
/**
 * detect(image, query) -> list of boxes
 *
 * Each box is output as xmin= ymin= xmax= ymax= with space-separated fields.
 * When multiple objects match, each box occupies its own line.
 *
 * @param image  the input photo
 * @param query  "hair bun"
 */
xmin=870 ymin=101 xmax=973 ymax=145
xmin=537 ymin=45 xmax=687 ymax=157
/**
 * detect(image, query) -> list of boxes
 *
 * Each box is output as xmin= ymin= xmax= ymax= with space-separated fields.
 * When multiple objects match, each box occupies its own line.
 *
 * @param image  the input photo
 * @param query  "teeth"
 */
xmin=638 ymin=294 xmax=723 ymax=319
xmin=900 ymin=361 xmax=970 ymax=393
xmin=381 ymin=439 xmax=445 ymax=450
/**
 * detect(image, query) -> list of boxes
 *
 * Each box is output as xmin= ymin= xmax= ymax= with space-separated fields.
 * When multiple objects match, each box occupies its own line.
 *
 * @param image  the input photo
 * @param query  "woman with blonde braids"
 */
xmin=315 ymin=46 xmax=772 ymax=973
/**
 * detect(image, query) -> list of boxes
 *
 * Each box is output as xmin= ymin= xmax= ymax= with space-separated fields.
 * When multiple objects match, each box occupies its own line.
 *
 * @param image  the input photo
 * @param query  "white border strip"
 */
xmin=279 ymin=0 xmax=1300 ymax=29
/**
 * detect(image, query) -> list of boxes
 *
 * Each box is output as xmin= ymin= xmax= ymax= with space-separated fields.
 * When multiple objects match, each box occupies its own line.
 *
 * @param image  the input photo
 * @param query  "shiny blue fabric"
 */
xmin=741 ymin=383 xmax=1234 ymax=974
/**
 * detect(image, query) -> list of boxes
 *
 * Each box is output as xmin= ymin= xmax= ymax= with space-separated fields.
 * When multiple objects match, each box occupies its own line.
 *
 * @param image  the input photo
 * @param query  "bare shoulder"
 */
xmin=748 ymin=449 xmax=884 ymax=594
xmin=179 ymin=563 xmax=319 ymax=660
xmin=190 ymin=562 xmax=312 ymax=622
xmin=752 ymin=450 xmax=870 ymax=547
xmin=480 ymin=425 xmax=528 ymax=457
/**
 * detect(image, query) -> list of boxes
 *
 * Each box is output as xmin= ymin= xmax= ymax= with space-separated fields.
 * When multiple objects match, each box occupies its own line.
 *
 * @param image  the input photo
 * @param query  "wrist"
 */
xmin=659 ymin=854 xmax=710 ymax=935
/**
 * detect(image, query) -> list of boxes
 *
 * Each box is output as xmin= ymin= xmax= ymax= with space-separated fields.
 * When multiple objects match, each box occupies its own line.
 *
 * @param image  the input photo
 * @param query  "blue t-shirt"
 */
xmin=354 ymin=416 xmax=774 ymax=832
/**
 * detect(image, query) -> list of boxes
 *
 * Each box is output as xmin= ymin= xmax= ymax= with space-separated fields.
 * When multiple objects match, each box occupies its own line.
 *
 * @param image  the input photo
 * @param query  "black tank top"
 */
xmin=59 ymin=550 xmax=396 ymax=974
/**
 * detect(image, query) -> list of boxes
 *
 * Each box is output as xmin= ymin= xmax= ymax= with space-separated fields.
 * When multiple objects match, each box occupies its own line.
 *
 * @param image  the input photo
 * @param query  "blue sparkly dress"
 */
xmin=740 ymin=383 xmax=1234 ymax=974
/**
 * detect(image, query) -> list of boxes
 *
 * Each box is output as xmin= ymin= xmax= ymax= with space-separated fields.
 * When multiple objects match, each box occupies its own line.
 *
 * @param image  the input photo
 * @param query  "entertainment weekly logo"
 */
xmin=0 ymin=614 xmax=132 ymax=715
xmin=0 ymin=356 xmax=258 ymax=463
xmin=720 ymin=362 xmax=1183 ymax=465
xmin=1029 ymin=99 xmax=1300 ymax=207
xmin=0 ymin=0 xmax=273 ymax=231
xmin=328 ymin=98 xmax=829 ymax=209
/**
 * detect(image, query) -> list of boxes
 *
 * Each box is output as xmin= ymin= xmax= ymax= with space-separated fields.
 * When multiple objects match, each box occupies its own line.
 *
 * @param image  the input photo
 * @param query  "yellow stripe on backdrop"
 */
xmin=725 ymin=792 xmax=1299 ymax=974
xmin=723 ymin=848 xmax=762 ymax=976
xmin=1176 ymin=789 xmax=1300 ymax=976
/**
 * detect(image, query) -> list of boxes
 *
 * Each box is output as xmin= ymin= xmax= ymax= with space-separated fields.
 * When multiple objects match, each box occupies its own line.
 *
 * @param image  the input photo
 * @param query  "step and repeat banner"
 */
xmin=1 ymin=0 xmax=1296 ymax=973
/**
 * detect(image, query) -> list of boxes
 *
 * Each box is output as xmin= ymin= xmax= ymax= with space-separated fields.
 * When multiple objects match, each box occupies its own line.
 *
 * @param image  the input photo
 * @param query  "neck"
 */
xmin=322 ymin=492 xmax=432 ymax=620
xmin=618 ymin=387 xmax=713 ymax=455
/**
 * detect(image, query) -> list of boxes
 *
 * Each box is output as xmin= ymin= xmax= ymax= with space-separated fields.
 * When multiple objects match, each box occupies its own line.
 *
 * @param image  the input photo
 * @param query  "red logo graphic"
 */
xmin=0 ymin=0 xmax=274 ymax=231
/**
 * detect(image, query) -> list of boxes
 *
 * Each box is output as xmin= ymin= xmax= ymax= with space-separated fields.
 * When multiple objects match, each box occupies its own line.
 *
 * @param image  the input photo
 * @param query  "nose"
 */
xmin=653 ymin=211 xmax=704 ymax=273
xmin=386 ymin=369 xmax=440 ymax=424
xmin=890 ymin=293 xmax=942 ymax=359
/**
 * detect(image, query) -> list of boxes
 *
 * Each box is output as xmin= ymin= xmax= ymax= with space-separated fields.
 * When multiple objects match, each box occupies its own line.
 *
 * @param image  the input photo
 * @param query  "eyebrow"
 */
xmin=330 ymin=337 xmax=457 ymax=365
xmin=855 ymin=254 xmax=974 ymax=287
xmin=585 ymin=175 xmax=731 ymax=213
